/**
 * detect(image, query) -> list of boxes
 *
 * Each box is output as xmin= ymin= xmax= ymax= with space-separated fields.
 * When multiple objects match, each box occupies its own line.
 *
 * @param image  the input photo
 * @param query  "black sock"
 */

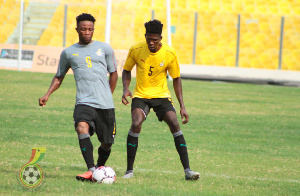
xmin=126 ymin=131 xmax=139 ymax=171
xmin=97 ymin=146 xmax=111 ymax=167
xmin=174 ymin=133 xmax=190 ymax=170
xmin=78 ymin=134 xmax=95 ymax=170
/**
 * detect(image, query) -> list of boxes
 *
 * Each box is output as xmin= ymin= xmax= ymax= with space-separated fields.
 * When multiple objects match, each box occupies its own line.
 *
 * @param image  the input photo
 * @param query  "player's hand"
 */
xmin=180 ymin=108 xmax=189 ymax=124
xmin=39 ymin=96 xmax=49 ymax=107
xmin=122 ymin=89 xmax=132 ymax=105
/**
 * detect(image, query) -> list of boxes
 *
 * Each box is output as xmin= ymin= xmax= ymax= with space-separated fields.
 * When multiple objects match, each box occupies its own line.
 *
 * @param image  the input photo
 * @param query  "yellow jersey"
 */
xmin=123 ymin=41 xmax=180 ymax=99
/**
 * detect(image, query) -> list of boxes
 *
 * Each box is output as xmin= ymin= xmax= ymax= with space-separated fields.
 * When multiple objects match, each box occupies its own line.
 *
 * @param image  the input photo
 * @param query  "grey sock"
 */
xmin=126 ymin=170 xmax=133 ymax=174
xmin=89 ymin=167 xmax=96 ymax=172
xmin=184 ymin=168 xmax=191 ymax=173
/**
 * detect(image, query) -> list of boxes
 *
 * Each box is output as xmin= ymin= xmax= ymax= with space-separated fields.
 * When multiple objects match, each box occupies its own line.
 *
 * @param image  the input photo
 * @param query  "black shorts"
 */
xmin=131 ymin=98 xmax=176 ymax=121
xmin=73 ymin=104 xmax=116 ymax=144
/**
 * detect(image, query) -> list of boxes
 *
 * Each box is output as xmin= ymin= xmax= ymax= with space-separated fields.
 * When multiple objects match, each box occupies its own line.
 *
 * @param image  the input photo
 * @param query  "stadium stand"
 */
xmin=0 ymin=0 xmax=20 ymax=43
xmin=1 ymin=0 xmax=299 ymax=70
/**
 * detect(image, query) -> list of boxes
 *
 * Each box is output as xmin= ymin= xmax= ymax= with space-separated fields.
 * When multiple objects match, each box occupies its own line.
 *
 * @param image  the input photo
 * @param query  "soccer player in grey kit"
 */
xmin=39 ymin=13 xmax=118 ymax=181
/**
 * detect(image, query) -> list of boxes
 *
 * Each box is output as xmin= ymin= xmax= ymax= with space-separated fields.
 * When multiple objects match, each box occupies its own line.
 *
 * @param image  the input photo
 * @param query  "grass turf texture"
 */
xmin=0 ymin=69 xmax=299 ymax=195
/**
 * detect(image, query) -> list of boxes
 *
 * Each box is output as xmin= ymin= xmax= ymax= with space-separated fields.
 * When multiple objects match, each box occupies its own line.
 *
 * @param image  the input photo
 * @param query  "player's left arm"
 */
xmin=109 ymin=71 xmax=118 ymax=94
xmin=105 ymin=44 xmax=118 ymax=94
xmin=167 ymin=48 xmax=189 ymax=124
xmin=173 ymin=77 xmax=189 ymax=124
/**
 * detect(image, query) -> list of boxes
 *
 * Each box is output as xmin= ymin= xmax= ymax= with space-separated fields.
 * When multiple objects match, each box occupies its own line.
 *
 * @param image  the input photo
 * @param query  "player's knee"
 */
xmin=76 ymin=121 xmax=89 ymax=135
xmin=101 ymin=143 xmax=112 ymax=150
xmin=131 ymin=120 xmax=142 ymax=133
xmin=167 ymin=120 xmax=180 ymax=132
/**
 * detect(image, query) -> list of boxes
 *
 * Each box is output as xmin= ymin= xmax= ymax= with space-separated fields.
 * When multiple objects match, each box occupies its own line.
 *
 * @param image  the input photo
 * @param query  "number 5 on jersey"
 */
xmin=86 ymin=56 xmax=92 ymax=68
xmin=148 ymin=66 xmax=154 ymax=76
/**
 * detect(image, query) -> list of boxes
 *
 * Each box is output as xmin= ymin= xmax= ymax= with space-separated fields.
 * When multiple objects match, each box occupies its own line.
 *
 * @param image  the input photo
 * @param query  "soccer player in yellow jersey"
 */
xmin=122 ymin=19 xmax=200 ymax=180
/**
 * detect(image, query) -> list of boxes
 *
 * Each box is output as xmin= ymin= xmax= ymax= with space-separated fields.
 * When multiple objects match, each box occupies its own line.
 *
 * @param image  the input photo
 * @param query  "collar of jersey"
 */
xmin=76 ymin=40 xmax=95 ymax=47
xmin=148 ymin=42 xmax=164 ymax=55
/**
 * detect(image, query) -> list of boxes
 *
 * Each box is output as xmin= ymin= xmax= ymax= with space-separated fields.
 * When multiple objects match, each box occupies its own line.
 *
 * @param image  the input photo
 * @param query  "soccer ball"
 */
xmin=92 ymin=166 xmax=116 ymax=184
xmin=22 ymin=166 xmax=41 ymax=185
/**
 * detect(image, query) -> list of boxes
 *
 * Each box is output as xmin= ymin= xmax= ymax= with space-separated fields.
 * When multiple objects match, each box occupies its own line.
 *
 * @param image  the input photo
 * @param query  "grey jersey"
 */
xmin=56 ymin=41 xmax=117 ymax=109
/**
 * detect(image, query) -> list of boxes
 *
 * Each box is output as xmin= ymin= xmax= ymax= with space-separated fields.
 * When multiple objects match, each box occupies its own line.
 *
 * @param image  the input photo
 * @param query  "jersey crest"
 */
xmin=160 ymin=60 xmax=165 ymax=67
xmin=96 ymin=49 xmax=103 ymax=56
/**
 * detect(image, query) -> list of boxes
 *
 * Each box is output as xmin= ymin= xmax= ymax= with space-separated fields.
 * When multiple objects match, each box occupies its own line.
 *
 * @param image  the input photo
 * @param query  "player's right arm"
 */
xmin=39 ymin=49 xmax=70 ymax=107
xmin=122 ymin=69 xmax=132 ymax=105
xmin=122 ymin=46 xmax=137 ymax=105
xmin=39 ymin=76 xmax=65 ymax=107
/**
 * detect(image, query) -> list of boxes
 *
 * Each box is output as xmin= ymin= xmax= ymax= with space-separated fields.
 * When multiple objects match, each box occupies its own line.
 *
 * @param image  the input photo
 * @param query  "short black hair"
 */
xmin=144 ymin=19 xmax=163 ymax=35
xmin=76 ymin=13 xmax=96 ymax=26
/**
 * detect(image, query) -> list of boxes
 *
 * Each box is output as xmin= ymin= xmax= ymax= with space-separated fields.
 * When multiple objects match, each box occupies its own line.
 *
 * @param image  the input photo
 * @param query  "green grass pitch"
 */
xmin=0 ymin=69 xmax=299 ymax=195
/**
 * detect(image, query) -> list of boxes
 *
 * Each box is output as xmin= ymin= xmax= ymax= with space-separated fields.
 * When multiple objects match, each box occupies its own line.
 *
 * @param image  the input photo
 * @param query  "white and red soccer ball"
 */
xmin=92 ymin=166 xmax=116 ymax=184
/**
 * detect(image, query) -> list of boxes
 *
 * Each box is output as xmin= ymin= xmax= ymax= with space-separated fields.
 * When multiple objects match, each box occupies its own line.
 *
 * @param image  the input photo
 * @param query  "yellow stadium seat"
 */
xmin=264 ymin=63 xmax=277 ymax=70
xmin=281 ymin=61 xmax=289 ymax=70
xmin=199 ymin=49 xmax=212 ymax=64
xmin=216 ymin=39 xmax=228 ymax=47
xmin=201 ymin=55 xmax=213 ymax=65
xmin=251 ymin=40 xmax=265 ymax=53
xmin=244 ymin=47 xmax=256 ymax=58
xmin=4 ymin=23 xmax=15 ymax=35
xmin=223 ymin=14 xmax=236 ymax=26
xmin=225 ymin=56 xmax=236 ymax=67
xmin=195 ymin=55 xmax=202 ymax=65
xmin=140 ymin=0 xmax=152 ymax=7
xmin=0 ymin=6 xmax=11 ymax=21
xmin=220 ymin=3 xmax=233 ymax=14
xmin=232 ymin=0 xmax=244 ymax=12
xmin=284 ymin=19 xmax=294 ymax=31
xmin=279 ymin=5 xmax=292 ymax=15
xmin=212 ymin=14 xmax=224 ymax=26
xmin=259 ymin=22 xmax=271 ymax=33
xmin=239 ymin=57 xmax=251 ymax=68
xmin=292 ymin=49 xmax=300 ymax=60
xmin=0 ymin=34 xmax=7 ymax=43
xmin=187 ymin=0 xmax=198 ymax=10
xmin=244 ymin=4 xmax=256 ymax=14
xmin=49 ymin=35 xmax=63 ymax=47
xmin=176 ymin=0 xmax=187 ymax=9
xmin=37 ymin=36 xmax=51 ymax=46
xmin=245 ymin=22 xmax=259 ymax=33
xmin=268 ymin=5 xmax=279 ymax=14
xmin=241 ymin=31 xmax=255 ymax=45
xmin=255 ymin=32 xmax=267 ymax=42
xmin=293 ymin=7 xmax=300 ymax=15
xmin=209 ymin=2 xmax=221 ymax=12
xmin=282 ymin=54 xmax=298 ymax=70
xmin=198 ymin=2 xmax=209 ymax=11
xmin=212 ymin=49 xmax=226 ymax=65
xmin=259 ymin=52 xmax=271 ymax=62
xmin=257 ymin=4 xmax=267 ymax=13
xmin=154 ymin=0 xmax=166 ymax=9
xmin=250 ymin=57 xmax=262 ymax=68
xmin=2 ymin=0 xmax=16 ymax=9
xmin=269 ymin=17 xmax=281 ymax=29
xmin=244 ymin=0 xmax=255 ymax=3
xmin=7 ymin=14 xmax=19 ymax=26
xmin=227 ymin=40 xmax=236 ymax=49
